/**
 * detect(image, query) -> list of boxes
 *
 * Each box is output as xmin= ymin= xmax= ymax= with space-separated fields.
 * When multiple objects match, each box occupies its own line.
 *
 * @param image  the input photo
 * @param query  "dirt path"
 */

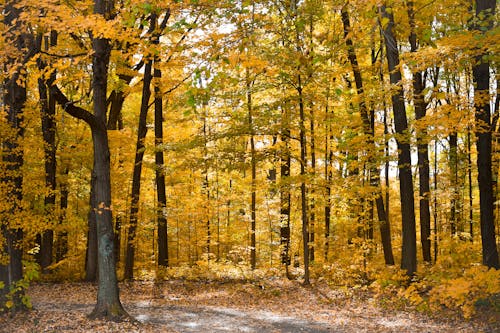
xmin=0 ymin=281 xmax=497 ymax=332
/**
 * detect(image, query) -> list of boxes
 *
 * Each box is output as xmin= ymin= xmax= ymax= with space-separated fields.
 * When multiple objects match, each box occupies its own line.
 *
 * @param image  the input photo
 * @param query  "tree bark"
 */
xmin=298 ymin=81 xmax=310 ymax=285
xmin=51 ymin=0 xmax=127 ymax=320
xmin=342 ymin=5 xmax=394 ymax=265
xmin=280 ymin=102 xmax=292 ymax=278
xmin=449 ymin=133 xmax=459 ymax=236
xmin=324 ymin=95 xmax=332 ymax=262
xmin=0 ymin=1 xmax=35 ymax=310
xmin=247 ymin=71 xmax=257 ymax=270
xmin=407 ymin=1 xmax=432 ymax=263
xmin=309 ymin=106 xmax=316 ymax=262
xmin=37 ymin=32 xmax=58 ymax=273
xmin=56 ymin=166 xmax=69 ymax=262
xmin=473 ymin=0 xmax=499 ymax=269
xmin=154 ymin=56 xmax=169 ymax=269
xmin=124 ymin=56 xmax=153 ymax=280
xmin=85 ymin=172 xmax=98 ymax=282
xmin=380 ymin=4 xmax=417 ymax=276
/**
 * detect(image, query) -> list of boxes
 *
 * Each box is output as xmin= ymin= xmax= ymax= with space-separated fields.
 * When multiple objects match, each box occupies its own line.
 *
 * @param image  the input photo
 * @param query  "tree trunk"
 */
xmin=449 ymin=133 xmax=459 ymax=236
xmin=342 ymin=5 xmax=394 ymax=265
xmin=154 ymin=57 xmax=169 ymax=269
xmin=88 ymin=0 xmax=126 ymax=317
xmin=0 ymin=1 xmax=34 ymax=310
xmin=467 ymin=129 xmax=474 ymax=241
xmin=247 ymin=72 xmax=257 ymax=270
xmin=324 ymin=96 xmax=332 ymax=262
xmin=0 ymin=58 xmax=26 ymax=309
xmin=298 ymin=81 xmax=310 ymax=285
xmin=37 ymin=32 xmax=58 ymax=273
xmin=85 ymin=172 xmax=98 ymax=281
xmin=473 ymin=0 xmax=499 ymax=269
xmin=407 ymin=2 xmax=432 ymax=263
xmin=309 ymin=106 xmax=316 ymax=262
xmin=433 ymin=140 xmax=439 ymax=262
xmin=56 ymin=166 xmax=69 ymax=262
xmin=280 ymin=103 xmax=292 ymax=278
xmin=380 ymin=4 xmax=417 ymax=276
xmin=124 ymin=58 xmax=153 ymax=280
xmin=50 ymin=0 xmax=127 ymax=319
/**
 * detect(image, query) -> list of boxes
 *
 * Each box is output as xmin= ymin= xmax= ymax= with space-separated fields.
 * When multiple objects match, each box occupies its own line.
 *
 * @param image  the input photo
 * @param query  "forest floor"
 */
xmin=1 ymin=279 xmax=498 ymax=332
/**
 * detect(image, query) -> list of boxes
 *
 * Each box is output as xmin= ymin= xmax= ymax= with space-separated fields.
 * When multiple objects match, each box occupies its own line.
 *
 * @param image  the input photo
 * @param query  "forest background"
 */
xmin=0 ymin=0 xmax=499 ymax=323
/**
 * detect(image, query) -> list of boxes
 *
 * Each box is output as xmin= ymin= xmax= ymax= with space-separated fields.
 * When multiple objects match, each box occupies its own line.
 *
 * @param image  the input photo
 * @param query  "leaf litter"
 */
xmin=0 ymin=279 xmax=498 ymax=332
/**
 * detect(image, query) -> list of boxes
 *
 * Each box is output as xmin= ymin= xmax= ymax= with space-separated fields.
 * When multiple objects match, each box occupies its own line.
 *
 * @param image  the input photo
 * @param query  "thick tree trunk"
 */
xmin=473 ymin=0 xmax=499 ymax=269
xmin=88 ymin=0 xmax=126 ymax=318
xmin=380 ymin=4 xmax=417 ymax=276
xmin=50 ymin=32 xmax=127 ymax=320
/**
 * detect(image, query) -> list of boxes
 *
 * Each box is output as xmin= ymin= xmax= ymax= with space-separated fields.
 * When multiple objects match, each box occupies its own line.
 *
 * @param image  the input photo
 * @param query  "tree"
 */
xmin=124 ymin=14 xmax=156 ymax=280
xmin=0 ymin=0 xmax=36 ymax=310
xmin=380 ymin=3 xmax=417 ymax=276
xmin=37 ymin=31 xmax=58 ymax=273
xmin=50 ymin=0 xmax=128 ymax=319
xmin=341 ymin=3 xmax=394 ymax=266
xmin=154 ymin=25 xmax=169 ymax=269
xmin=406 ymin=1 xmax=432 ymax=263
xmin=472 ymin=0 xmax=499 ymax=269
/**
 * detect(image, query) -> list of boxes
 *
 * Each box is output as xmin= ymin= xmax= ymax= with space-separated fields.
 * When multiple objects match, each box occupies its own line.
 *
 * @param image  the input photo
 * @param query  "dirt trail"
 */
xmin=0 ymin=281 xmax=497 ymax=332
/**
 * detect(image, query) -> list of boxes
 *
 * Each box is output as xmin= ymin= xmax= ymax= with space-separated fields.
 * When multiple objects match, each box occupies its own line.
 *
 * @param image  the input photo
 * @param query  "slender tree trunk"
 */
xmin=202 ymin=108 xmax=211 ymax=262
xmin=473 ymin=0 xmax=499 ymax=269
xmin=56 ymin=166 xmax=69 ymax=262
xmin=85 ymin=173 xmax=98 ymax=281
xmin=407 ymin=2 xmax=432 ymax=263
xmin=309 ymin=106 xmax=316 ymax=262
xmin=324 ymin=96 xmax=332 ymax=262
xmin=380 ymin=4 xmax=417 ymax=276
xmin=37 ymin=31 xmax=58 ymax=273
xmin=113 ymin=216 xmax=121 ymax=263
xmin=449 ymin=133 xmax=459 ymax=236
xmin=280 ymin=103 xmax=292 ymax=278
xmin=0 ymin=1 xmax=30 ymax=309
xmin=154 ymin=55 xmax=168 ymax=269
xmin=342 ymin=5 xmax=394 ymax=265
xmin=247 ymin=72 xmax=257 ymax=270
xmin=433 ymin=140 xmax=439 ymax=262
xmin=124 ymin=56 xmax=153 ymax=280
xmin=467 ymin=129 xmax=474 ymax=241
xmin=298 ymin=81 xmax=310 ymax=285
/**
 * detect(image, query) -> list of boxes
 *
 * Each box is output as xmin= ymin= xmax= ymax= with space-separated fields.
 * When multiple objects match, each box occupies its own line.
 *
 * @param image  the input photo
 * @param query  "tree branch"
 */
xmin=50 ymin=84 xmax=97 ymax=128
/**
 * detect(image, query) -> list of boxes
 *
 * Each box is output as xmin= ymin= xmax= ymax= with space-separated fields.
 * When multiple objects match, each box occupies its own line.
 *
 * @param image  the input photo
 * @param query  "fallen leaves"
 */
xmin=0 ymin=279 xmax=497 ymax=332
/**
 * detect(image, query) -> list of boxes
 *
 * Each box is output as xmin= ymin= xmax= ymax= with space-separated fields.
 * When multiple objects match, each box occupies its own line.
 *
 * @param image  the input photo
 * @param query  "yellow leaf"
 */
xmin=5 ymin=300 xmax=14 ymax=309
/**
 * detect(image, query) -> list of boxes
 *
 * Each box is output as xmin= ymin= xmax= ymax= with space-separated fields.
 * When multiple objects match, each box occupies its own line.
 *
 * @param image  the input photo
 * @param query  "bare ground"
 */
xmin=0 ymin=280 xmax=498 ymax=332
